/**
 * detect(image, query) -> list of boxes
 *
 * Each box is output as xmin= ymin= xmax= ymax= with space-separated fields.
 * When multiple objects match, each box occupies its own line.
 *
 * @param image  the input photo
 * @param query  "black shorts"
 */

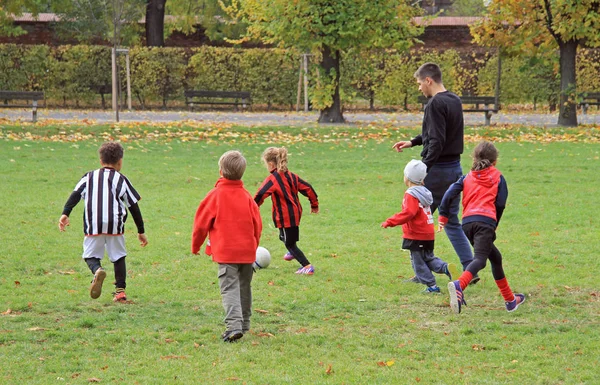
xmin=279 ymin=227 xmax=300 ymax=244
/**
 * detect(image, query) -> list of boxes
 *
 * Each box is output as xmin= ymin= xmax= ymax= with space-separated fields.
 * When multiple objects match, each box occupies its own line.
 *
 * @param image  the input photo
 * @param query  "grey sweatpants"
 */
xmin=218 ymin=263 xmax=254 ymax=333
xmin=410 ymin=249 xmax=447 ymax=287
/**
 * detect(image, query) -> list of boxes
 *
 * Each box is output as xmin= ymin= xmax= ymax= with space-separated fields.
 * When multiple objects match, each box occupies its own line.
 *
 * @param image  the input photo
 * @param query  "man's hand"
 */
xmin=58 ymin=215 xmax=70 ymax=232
xmin=392 ymin=141 xmax=412 ymax=152
xmin=138 ymin=233 xmax=148 ymax=247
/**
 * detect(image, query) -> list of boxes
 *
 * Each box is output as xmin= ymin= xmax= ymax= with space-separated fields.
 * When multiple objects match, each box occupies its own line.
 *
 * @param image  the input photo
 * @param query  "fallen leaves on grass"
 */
xmin=161 ymin=355 xmax=187 ymax=360
xmin=4 ymin=121 xmax=600 ymax=144
xmin=325 ymin=364 xmax=333 ymax=375
xmin=377 ymin=360 xmax=395 ymax=367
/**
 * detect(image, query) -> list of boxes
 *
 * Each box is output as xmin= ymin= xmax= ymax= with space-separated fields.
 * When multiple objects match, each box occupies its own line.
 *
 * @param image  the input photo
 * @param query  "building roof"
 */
xmin=13 ymin=13 xmax=480 ymax=26
xmin=413 ymin=16 xmax=480 ymax=26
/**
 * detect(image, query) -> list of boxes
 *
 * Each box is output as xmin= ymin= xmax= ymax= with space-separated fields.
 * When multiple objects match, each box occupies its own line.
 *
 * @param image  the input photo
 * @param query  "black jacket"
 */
xmin=411 ymin=91 xmax=464 ymax=170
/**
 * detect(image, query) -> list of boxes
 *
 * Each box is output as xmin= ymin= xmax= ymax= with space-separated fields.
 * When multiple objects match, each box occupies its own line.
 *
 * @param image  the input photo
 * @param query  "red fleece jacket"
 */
xmin=191 ymin=178 xmax=262 ymax=264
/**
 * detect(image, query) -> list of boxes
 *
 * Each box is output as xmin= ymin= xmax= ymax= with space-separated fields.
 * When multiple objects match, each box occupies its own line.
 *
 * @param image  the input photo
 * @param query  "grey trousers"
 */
xmin=218 ymin=263 xmax=254 ymax=333
xmin=410 ymin=249 xmax=447 ymax=287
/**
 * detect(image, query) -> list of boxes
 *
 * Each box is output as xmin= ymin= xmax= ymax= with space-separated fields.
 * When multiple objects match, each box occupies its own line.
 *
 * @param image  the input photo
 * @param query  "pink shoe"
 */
xmin=295 ymin=265 xmax=314 ymax=275
xmin=283 ymin=252 xmax=294 ymax=261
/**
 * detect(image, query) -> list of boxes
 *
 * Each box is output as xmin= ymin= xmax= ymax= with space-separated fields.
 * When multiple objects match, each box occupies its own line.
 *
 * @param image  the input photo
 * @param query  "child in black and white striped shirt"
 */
xmin=58 ymin=142 xmax=148 ymax=302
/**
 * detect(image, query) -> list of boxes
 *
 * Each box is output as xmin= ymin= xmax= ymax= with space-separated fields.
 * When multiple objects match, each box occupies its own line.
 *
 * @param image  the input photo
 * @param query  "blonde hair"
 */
xmin=471 ymin=141 xmax=498 ymax=171
xmin=219 ymin=150 xmax=247 ymax=180
xmin=262 ymin=147 xmax=288 ymax=172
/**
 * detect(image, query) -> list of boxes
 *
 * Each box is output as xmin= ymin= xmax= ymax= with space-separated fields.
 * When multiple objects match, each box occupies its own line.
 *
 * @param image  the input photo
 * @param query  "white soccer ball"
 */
xmin=253 ymin=246 xmax=271 ymax=270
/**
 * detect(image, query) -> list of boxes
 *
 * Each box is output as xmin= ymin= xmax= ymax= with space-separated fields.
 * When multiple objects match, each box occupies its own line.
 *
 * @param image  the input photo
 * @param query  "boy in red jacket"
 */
xmin=192 ymin=150 xmax=262 ymax=342
xmin=382 ymin=159 xmax=459 ymax=293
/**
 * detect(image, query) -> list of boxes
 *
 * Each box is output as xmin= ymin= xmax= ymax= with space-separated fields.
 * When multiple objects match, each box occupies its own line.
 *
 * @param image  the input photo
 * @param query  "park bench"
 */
xmin=184 ymin=90 xmax=252 ymax=111
xmin=0 ymin=90 xmax=45 ymax=123
xmin=93 ymin=85 xmax=112 ymax=110
xmin=578 ymin=92 xmax=600 ymax=115
xmin=418 ymin=95 xmax=499 ymax=125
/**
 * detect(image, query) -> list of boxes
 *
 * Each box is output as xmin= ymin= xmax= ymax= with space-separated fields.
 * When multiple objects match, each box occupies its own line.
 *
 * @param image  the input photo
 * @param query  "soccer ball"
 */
xmin=253 ymin=246 xmax=271 ymax=270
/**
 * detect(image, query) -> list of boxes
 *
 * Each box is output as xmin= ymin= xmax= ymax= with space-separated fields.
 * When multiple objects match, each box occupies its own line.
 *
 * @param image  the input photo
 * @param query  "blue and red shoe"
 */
xmin=505 ymin=293 xmax=526 ymax=312
xmin=283 ymin=252 xmax=294 ymax=261
xmin=448 ymin=280 xmax=466 ymax=314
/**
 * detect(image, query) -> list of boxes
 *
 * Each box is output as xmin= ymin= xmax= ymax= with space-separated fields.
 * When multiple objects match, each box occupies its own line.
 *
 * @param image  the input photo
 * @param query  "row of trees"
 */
xmin=2 ymin=1 xmax=600 ymax=125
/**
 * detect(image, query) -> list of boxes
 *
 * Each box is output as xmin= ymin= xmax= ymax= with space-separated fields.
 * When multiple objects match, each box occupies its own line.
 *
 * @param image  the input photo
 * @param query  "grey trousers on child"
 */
xmin=410 ymin=249 xmax=447 ymax=287
xmin=218 ymin=263 xmax=254 ymax=333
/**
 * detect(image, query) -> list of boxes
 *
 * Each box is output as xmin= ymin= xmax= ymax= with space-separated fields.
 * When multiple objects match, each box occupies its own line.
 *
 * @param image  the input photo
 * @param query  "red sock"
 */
xmin=495 ymin=277 xmax=515 ymax=302
xmin=458 ymin=271 xmax=473 ymax=290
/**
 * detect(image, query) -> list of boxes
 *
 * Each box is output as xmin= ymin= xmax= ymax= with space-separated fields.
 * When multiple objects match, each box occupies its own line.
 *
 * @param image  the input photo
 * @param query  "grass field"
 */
xmin=1 ymin=121 xmax=599 ymax=384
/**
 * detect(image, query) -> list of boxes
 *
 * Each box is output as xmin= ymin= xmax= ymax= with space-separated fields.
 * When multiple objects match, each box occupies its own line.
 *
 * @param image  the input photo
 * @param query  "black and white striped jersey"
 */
xmin=62 ymin=167 xmax=141 ymax=235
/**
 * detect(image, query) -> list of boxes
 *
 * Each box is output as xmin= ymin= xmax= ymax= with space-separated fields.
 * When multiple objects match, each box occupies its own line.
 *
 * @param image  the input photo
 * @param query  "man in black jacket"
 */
xmin=393 ymin=62 xmax=475 ymax=280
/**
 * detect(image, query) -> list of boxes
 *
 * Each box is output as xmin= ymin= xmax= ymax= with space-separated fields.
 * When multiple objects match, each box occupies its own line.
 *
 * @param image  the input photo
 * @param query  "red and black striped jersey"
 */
xmin=254 ymin=170 xmax=318 ymax=228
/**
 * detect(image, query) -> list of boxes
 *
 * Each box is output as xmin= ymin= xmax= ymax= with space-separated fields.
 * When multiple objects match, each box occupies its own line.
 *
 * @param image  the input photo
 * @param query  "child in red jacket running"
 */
xmin=382 ymin=159 xmax=459 ymax=293
xmin=192 ymin=150 xmax=262 ymax=342
xmin=254 ymin=147 xmax=319 ymax=275
xmin=439 ymin=141 xmax=525 ymax=314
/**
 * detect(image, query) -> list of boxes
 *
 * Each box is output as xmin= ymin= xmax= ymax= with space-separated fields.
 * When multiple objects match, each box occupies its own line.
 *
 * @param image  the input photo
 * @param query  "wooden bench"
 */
xmin=93 ymin=85 xmax=112 ymax=110
xmin=418 ymin=95 xmax=499 ymax=125
xmin=578 ymin=92 xmax=600 ymax=115
xmin=184 ymin=90 xmax=252 ymax=111
xmin=0 ymin=91 xmax=45 ymax=123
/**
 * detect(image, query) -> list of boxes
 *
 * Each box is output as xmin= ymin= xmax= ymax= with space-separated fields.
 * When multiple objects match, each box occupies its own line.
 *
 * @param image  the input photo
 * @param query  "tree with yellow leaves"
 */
xmin=222 ymin=0 xmax=422 ymax=123
xmin=471 ymin=0 xmax=600 ymax=126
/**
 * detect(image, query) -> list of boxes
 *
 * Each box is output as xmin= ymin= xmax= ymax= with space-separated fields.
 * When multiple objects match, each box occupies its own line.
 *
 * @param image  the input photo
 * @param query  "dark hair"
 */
xmin=472 ymin=141 xmax=498 ymax=171
xmin=219 ymin=150 xmax=247 ymax=180
xmin=99 ymin=142 xmax=124 ymax=165
xmin=414 ymin=62 xmax=443 ymax=84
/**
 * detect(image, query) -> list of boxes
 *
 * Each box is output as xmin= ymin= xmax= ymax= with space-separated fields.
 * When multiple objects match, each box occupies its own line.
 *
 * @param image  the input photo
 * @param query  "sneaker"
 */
xmin=445 ymin=263 xmax=460 ymax=281
xmin=222 ymin=330 xmax=243 ymax=343
xmin=448 ymin=280 xmax=467 ymax=314
xmin=422 ymin=286 xmax=441 ymax=294
xmin=469 ymin=275 xmax=481 ymax=286
xmin=403 ymin=276 xmax=420 ymax=284
xmin=295 ymin=265 xmax=314 ymax=275
xmin=505 ymin=293 xmax=526 ymax=312
xmin=90 ymin=268 xmax=106 ymax=299
xmin=283 ymin=252 xmax=294 ymax=261
xmin=113 ymin=290 xmax=127 ymax=303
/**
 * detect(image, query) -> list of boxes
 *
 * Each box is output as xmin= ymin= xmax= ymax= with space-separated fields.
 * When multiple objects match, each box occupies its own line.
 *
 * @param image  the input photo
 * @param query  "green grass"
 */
xmin=1 ymin=122 xmax=600 ymax=384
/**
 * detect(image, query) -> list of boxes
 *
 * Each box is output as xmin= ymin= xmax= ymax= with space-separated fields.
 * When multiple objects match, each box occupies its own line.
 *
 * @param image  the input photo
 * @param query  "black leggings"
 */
xmin=462 ymin=222 xmax=505 ymax=280
xmin=85 ymin=256 xmax=127 ymax=289
xmin=279 ymin=227 xmax=311 ymax=267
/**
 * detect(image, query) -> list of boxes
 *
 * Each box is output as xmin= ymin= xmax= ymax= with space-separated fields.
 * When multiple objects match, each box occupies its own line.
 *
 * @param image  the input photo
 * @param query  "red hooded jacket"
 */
xmin=439 ymin=166 xmax=508 ymax=228
xmin=382 ymin=186 xmax=435 ymax=241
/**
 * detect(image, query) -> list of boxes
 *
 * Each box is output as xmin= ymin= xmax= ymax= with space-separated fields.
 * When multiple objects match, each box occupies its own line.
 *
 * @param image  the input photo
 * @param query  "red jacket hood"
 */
xmin=469 ymin=166 xmax=501 ymax=188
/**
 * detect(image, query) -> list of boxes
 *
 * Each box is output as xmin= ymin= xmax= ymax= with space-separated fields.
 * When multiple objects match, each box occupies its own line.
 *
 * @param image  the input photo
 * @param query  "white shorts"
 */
xmin=82 ymin=235 xmax=127 ymax=262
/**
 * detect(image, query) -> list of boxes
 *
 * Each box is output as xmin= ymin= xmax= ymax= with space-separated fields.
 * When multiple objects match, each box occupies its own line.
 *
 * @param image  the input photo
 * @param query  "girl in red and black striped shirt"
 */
xmin=254 ymin=147 xmax=319 ymax=275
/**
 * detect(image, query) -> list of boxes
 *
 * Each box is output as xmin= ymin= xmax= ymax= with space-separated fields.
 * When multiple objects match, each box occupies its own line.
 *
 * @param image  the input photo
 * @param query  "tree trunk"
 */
xmin=318 ymin=45 xmax=345 ymax=123
xmin=557 ymin=39 xmax=578 ymax=126
xmin=146 ymin=0 xmax=166 ymax=47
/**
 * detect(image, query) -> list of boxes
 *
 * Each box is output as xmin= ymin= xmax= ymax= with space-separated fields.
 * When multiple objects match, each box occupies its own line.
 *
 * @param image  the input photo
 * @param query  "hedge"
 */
xmin=0 ymin=43 xmax=598 ymax=111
